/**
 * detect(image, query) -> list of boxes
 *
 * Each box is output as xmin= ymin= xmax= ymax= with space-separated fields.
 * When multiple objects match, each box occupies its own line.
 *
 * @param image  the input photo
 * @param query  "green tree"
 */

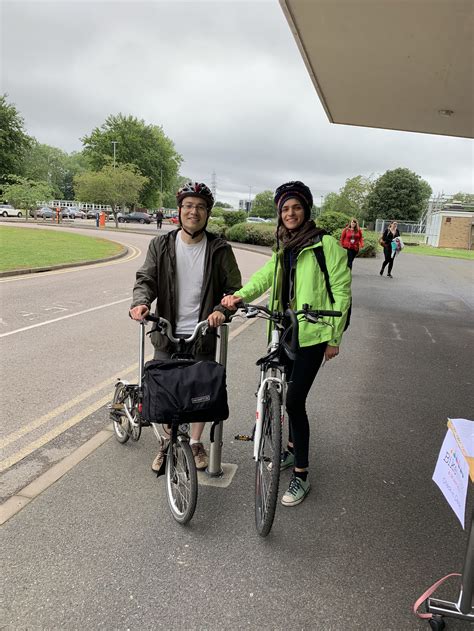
xmin=337 ymin=175 xmax=374 ymax=219
xmin=451 ymin=192 xmax=474 ymax=204
xmin=161 ymin=174 xmax=190 ymax=208
xmin=22 ymin=142 xmax=67 ymax=197
xmin=74 ymin=163 xmax=148 ymax=226
xmin=215 ymin=200 xmax=232 ymax=208
xmin=316 ymin=210 xmax=351 ymax=234
xmin=251 ymin=190 xmax=275 ymax=218
xmin=0 ymin=95 xmax=33 ymax=179
xmin=82 ymin=114 xmax=181 ymax=208
xmin=2 ymin=177 xmax=55 ymax=218
xmin=321 ymin=192 xmax=340 ymax=214
xmin=365 ymin=168 xmax=432 ymax=222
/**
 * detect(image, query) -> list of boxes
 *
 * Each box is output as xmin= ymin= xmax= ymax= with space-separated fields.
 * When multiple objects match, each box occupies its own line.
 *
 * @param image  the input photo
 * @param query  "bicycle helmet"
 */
xmin=176 ymin=182 xmax=214 ymax=211
xmin=176 ymin=181 xmax=214 ymax=239
xmin=274 ymin=181 xmax=313 ymax=220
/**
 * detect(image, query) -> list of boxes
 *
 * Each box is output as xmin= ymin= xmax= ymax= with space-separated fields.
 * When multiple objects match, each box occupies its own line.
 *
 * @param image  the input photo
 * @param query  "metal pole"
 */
xmin=459 ymin=508 xmax=474 ymax=614
xmin=207 ymin=324 xmax=229 ymax=477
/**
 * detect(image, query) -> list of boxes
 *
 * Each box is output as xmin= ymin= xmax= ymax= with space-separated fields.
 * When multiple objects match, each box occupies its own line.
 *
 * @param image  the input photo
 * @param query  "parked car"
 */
xmin=169 ymin=215 xmax=179 ymax=224
xmin=118 ymin=212 xmax=151 ymax=224
xmin=247 ymin=216 xmax=269 ymax=223
xmin=86 ymin=209 xmax=99 ymax=219
xmin=30 ymin=206 xmax=55 ymax=218
xmin=62 ymin=207 xmax=85 ymax=219
xmin=0 ymin=203 xmax=22 ymax=218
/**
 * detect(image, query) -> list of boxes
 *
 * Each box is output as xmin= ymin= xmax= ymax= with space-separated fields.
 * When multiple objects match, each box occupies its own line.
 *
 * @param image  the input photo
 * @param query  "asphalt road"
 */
xmin=0 ymin=224 xmax=269 ymax=499
xmin=1 ymin=228 xmax=473 ymax=630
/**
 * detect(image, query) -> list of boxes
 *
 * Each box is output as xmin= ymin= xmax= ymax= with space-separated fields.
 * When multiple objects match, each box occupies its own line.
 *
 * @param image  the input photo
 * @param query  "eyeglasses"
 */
xmin=181 ymin=203 xmax=207 ymax=212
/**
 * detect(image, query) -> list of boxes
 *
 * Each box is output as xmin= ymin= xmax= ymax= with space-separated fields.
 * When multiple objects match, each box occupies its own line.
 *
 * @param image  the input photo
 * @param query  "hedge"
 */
xmin=226 ymin=222 xmax=276 ymax=247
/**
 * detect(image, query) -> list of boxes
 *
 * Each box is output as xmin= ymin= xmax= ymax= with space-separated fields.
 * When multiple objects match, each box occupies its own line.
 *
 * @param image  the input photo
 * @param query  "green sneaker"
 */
xmin=268 ymin=450 xmax=295 ymax=472
xmin=280 ymin=450 xmax=295 ymax=471
xmin=281 ymin=475 xmax=310 ymax=506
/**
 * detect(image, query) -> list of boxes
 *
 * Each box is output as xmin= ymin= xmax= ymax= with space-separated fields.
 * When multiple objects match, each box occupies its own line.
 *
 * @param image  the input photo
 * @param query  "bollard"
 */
xmin=207 ymin=323 xmax=229 ymax=477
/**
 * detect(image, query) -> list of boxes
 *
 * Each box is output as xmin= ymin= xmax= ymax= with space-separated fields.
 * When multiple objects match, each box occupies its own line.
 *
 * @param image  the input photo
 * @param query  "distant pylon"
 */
xmin=211 ymin=170 xmax=217 ymax=200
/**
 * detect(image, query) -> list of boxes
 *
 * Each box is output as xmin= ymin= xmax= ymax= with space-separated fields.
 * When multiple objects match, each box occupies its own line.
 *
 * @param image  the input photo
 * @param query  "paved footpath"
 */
xmin=2 ymin=252 xmax=473 ymax=630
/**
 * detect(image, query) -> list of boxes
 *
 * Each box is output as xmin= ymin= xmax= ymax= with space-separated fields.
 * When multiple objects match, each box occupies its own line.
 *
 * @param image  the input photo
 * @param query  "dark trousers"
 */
xmin=284 ymin=342 xmax=327 ymax=469
xmin=346 ymin=248 xmax=357 ymax=269
xmin=380 ymin=247 xmax=395 ymax=275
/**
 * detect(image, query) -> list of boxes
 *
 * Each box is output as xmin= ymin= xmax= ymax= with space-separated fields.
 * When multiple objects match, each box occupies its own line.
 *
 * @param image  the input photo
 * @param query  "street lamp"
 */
xmin=247 ymin=185 xmax=252 ymax=215
xmin=111 ymin=141 xmax=118 ymax=168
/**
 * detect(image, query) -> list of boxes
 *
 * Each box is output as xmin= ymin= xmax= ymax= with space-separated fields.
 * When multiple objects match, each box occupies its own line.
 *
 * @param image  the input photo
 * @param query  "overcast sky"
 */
xmin=2 ymin=0 xmax=473 ymax=206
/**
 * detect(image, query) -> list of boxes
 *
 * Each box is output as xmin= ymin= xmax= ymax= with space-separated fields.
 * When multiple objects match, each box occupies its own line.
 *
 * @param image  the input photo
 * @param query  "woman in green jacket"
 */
xmin=222 ymin=181 xmax=351 ymax=507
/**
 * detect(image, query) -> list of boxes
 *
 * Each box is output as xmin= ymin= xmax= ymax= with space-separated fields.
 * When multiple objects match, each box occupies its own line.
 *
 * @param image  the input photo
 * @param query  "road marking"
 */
xmin=0 ymin=359 xmax=146 ymax=449
xmin=0 ymin=243 xmax=141 ymax=283
xmin=0 ymin=394 xmax=115 ymax=473
xmin=0 ymin=297 xmax=132 ymax=338
xmin=423 ymin=326 xmax=436 ymax=343
xmin=0 ymin=309 xmax=264 ymax=519
xmin=391 ymin=321 xmax=403 ymax=341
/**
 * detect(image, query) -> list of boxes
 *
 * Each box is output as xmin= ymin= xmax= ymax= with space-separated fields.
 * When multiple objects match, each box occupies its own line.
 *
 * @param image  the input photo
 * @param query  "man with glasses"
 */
xmin=129 ymin=182 xmax=242 ymax=473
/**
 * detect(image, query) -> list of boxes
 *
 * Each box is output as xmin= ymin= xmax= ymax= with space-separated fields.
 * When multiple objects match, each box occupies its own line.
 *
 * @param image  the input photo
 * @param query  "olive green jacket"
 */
xmin=131 ymin=230 xmax=242 ymax=354
xmin=235 ymin=235 xmax=351 ymax=347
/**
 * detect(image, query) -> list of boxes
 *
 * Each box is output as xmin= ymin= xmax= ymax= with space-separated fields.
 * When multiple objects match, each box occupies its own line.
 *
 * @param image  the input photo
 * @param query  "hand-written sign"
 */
xmin=432 ymin=427 xmax=470 ymax=528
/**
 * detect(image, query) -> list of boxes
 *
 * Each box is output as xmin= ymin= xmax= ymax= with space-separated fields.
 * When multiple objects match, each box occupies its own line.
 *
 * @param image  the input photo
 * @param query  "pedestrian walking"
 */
xmin=156 ymin=209 xmax=163 ymax=229
xmin=379 ymin=221 xmax=400 ymax=278
xmin=340 ymin=218 xmax=364 ymax=269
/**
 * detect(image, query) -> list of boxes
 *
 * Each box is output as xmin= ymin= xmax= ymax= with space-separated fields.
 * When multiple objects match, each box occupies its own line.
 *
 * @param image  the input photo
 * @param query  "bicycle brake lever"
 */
xmin=245 ymin=307 xmax=259 ymax=318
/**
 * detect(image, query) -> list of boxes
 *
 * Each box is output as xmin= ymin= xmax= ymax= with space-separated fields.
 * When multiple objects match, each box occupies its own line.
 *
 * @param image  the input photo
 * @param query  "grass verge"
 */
xmin=0 ymin=226 xmax=124 ymax=272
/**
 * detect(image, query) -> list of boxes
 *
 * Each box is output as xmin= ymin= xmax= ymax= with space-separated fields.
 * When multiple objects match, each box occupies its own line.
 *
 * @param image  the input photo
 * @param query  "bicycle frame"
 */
xmin=253 ymin=328 xmax=286 ymax=461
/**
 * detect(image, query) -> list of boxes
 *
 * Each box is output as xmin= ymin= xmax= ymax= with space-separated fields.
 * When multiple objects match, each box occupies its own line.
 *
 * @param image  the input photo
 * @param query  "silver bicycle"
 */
xmin=235 ymin=302 xmax=342 ymax=537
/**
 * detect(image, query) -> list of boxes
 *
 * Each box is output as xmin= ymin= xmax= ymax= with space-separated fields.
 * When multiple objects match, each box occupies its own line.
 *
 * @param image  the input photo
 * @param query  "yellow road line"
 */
xmin=0 ymin=394 xmax=115 ymax=473
xmin=0 ymin=311 xmax=264 ymax=472
xmin=0 ymin=359 xmax=145 ymax=449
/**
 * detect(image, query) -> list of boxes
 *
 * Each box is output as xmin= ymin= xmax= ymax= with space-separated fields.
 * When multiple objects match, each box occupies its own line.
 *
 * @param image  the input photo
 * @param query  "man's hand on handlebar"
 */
xmin=324 ymin=345 xmax=339 ymax=361
xmin=221 ymin=294 xmax=242 ymax=311
xmin=207 ymin=310 xmax=225 ymax=328
xmin=129 ymin=305 xmax=149 ymax=321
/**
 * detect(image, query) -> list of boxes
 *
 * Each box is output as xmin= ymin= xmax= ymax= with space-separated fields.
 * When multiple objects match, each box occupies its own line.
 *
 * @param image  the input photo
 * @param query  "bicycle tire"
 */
xmin=255 ymin=383 xmax=282 ymax=537
xmin=165 ymin=438 xmax=198 ymax=524
xmin=111 ymin=382 xmax=131 ymax=444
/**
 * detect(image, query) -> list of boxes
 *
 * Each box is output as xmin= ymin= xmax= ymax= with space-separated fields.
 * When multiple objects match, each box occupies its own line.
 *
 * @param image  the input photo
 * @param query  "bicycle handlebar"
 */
xmin=143 ymin=314 xmax=210 ymax=344
xmin=236 ymin=302 xmax=342 ymax=321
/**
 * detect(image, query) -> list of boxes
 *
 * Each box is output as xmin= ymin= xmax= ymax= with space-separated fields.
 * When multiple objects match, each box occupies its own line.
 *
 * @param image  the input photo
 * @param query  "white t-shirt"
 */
xmin=175 ymin=233 xmax=207 ymax=336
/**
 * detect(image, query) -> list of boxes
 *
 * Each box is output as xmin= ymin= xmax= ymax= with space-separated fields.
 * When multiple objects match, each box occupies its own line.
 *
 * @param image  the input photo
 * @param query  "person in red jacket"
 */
xmin=340 ymin=218 xmax=364 ymax=269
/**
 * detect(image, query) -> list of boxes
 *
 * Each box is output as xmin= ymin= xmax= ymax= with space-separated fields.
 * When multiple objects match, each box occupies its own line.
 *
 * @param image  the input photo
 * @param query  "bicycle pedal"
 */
xmin=234 ymin=434 xmax=253 ymax=442
xmin=109 ymin=403 xmax=124 ymax=411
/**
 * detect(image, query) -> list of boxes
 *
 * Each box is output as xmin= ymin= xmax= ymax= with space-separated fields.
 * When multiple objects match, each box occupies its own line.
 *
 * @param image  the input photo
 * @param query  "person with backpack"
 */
xmin=340 ymin=217 xmax=364 ymax=269
xmin=222 ymin=181 xmax=351 ymax=507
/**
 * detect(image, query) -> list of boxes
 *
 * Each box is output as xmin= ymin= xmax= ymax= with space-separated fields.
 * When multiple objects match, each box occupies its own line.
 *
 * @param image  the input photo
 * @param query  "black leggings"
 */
xmin=380 ymin=246 xmax=395 ymax=275
xmin=284 ymin=342 xmax=327 ymax=469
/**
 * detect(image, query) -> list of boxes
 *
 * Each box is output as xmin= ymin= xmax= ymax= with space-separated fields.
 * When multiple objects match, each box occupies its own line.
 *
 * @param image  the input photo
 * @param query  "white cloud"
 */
xmin=2 ymin=0 xmax=473 ymax=206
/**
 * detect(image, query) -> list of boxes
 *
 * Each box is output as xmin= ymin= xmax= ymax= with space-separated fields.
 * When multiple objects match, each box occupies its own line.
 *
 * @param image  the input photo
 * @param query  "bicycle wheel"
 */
xmin=111 ymin=383 xmax=141 ymax=443
xmin=165 ymin=438 xmax=198 ymax=524
xmin=255 ymin=383 xmax=282 ymax=537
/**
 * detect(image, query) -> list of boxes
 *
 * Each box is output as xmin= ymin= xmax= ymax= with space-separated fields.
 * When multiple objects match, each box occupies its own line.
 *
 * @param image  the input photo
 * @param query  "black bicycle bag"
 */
xmin=141 ymin=359 xmax=229 ymax=424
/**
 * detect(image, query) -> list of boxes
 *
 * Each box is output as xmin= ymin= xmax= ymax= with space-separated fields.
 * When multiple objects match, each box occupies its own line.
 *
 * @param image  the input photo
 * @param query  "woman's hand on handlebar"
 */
xmin=324 ymin=345 xmax=339 ymax=361
xmin=221 ymin=294 xmax=242 ymax=311
xmin=129 ymin=305 xmax=149 ymax=321
xmin=207 ymin=310 xmax=226 ymax=328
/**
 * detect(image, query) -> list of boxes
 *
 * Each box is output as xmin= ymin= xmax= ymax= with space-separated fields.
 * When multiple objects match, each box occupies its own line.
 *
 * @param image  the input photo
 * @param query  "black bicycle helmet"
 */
xmin=274 ymin=181 xmax=313 ymax=219
xmin=176 ymin=182 xmax=214 ymax=211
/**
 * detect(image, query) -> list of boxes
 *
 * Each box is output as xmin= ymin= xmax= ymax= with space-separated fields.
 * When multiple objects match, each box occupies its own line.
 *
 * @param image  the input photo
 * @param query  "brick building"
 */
xmin=426 ymin=210 xmax=474 ymax=250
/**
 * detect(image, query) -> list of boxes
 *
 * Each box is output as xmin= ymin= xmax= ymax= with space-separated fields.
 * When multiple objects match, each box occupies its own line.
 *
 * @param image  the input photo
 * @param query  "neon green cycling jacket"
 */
xmin=235 ymin=235 xmax=352 ymax=347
